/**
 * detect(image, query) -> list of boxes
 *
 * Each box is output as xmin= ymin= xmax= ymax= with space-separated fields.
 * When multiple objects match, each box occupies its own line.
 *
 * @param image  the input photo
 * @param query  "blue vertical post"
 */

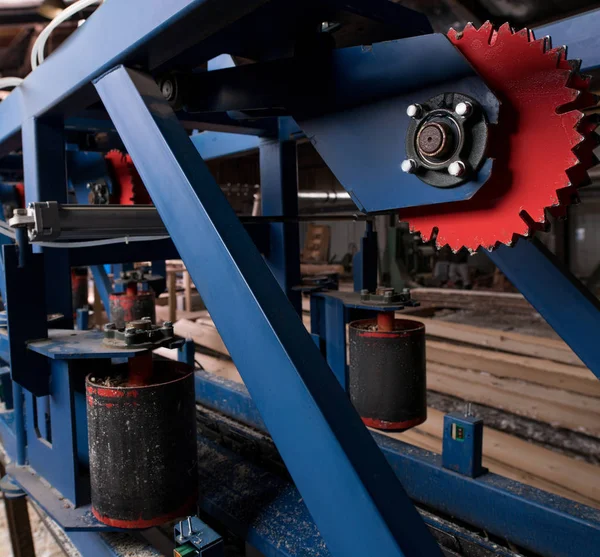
xmin=21 ymin=116 xmax=73 ymax=328
xmin=89 ymin=265 xmax=112 ymax=320
xmin=487 ymin=237 xmax=600 ymax=378
xmin=259 ymin=139 xmax=301 ymax=315
xmin=324 ymin=296 xmax=348 ymax=390
xmin=95 ymin=66 xmax=441 ymax=557
xmin=353 ymin=221 xmax=378 ymax=292
xmin=178 ymin=338 xmax=195 ymax=367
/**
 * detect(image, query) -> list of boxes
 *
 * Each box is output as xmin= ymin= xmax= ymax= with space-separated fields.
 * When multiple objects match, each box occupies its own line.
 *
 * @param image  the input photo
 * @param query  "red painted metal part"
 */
xmin=399 ymin=22 xmax=597 ymax=251
xmin=377 ymin=312 xmax=395 ymax=332
xmin=362 ymin=415 xmax=427 ymax=431
xmin=105 ymin=150 xmax=152 ymax=205
xmin=92 ymin=492 xmax=197 ymax=529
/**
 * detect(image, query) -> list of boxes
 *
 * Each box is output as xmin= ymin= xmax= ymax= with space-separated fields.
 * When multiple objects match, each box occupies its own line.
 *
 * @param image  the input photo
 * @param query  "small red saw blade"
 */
xmin=399 ymin=22 xmax=597 ymax=251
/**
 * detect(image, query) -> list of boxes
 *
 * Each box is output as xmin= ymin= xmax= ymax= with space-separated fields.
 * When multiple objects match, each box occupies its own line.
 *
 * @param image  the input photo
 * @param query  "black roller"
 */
xmin=349 ymin=317 xmax=426 ymax=431
xmin=86 ymin=360 xmax=197 ymax=528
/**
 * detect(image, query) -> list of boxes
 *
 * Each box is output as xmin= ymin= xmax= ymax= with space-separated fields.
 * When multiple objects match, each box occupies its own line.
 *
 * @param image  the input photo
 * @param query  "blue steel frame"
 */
xmin=0 ymin=2 xmax=597 ymax=556
xmin=94 ymin=65 xmax=441 ymax=557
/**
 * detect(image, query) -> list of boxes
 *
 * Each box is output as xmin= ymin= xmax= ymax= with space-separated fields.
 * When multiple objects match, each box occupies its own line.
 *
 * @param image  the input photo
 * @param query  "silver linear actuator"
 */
xmin=8 ymin=202 xmax=167 ymax=241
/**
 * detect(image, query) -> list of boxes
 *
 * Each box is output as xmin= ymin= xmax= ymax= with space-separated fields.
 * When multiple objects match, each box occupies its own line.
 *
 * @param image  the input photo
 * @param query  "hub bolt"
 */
xmin=455 ymin=102 xmax=473 ymax=118
xmin=406 ymin=104 xmax=423 ymax=119
xmin=401 ymin=159 xmax=418 ymax=174
xmin=448 ymin=160 xmax=467 ymax=177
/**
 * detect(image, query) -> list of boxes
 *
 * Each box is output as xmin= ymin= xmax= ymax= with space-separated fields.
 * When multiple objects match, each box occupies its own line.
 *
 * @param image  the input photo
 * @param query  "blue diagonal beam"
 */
xmin=94 ymin=66 xmax=441 ymax=557
xmin=487 ymin=237 xmax=600 ymax=378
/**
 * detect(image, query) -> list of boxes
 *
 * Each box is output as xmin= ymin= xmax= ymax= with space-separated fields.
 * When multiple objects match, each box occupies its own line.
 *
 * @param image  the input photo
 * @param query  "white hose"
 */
xmin=31 ymin=0 xmax=102 ymax=70
xmin=0 ymin=77 xmax=24 ymax=90
xmin=36 ymin=235 xmax=171 ymax=248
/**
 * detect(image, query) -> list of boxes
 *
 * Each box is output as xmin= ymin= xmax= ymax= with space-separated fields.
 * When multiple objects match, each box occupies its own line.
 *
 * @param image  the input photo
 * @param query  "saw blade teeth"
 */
xmin=497 ymin=22 xmax=514 ymax=39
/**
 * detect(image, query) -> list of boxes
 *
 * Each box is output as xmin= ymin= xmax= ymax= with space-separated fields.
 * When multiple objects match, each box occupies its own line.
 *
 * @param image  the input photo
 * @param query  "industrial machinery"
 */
xmin=0 ymin=1 xmax=598 ymax=556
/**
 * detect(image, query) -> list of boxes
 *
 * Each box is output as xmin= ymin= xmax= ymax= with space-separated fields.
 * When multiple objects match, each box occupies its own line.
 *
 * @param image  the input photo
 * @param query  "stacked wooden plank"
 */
xmin=410 ymin=288 xmax=534 ymax=315
xmin=162 ymin=309 xmax=600 ymax=509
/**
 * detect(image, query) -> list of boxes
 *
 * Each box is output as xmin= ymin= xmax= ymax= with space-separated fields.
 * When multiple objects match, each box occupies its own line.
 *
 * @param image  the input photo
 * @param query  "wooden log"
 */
xmin=427 ymin=363 xmax=600 ymax=438
xmin=167 ymin=270 xmax=176 ymax=324
xmin=174 ymin=318 xmax=230 ymax=357
xmin=427 ymin=340 xmax=600 ymax=398
xmin=416 ymin=317 xmax=584 ymax=367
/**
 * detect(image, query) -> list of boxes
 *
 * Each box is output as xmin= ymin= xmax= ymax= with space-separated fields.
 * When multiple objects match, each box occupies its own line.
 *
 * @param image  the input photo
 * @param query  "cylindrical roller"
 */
xmin=86 ymin=360 xmax=197 ymax=528
xmin=108 ymin=283 xmax=155 ymax=329
xmin=349 ymin=318 xmax=426 ymax=431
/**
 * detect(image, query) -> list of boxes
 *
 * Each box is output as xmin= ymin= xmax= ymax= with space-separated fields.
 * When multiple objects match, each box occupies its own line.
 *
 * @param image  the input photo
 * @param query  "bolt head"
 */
xmin=448 ymin=160 xmax=466 ymax=177
xmin=406 ymin=104 xmax=423 ymax=119
xmin=455 ymin=102 xmax=472 ymax=117
xmin=13 ymin=208 xmax=28 ymax=216
xmin=125 ymin=327 xmax=137 ymax=335
xmin=163 ymin=321 xmax=173 ymax=328
xmin=104 ymin=323 xmax=116 ymax=331
xmin=161 ymin=79 xmax=174 ymax=99
xmin=401 ymin=159 xmax=418 ymax=174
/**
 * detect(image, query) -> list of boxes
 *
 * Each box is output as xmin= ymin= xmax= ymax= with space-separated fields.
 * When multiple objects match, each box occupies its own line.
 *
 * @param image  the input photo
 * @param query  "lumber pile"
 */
xmin=168 ymin=310 xmax=600 ymax=508
xmin=410 ymin=288 xmax=533 ymax=315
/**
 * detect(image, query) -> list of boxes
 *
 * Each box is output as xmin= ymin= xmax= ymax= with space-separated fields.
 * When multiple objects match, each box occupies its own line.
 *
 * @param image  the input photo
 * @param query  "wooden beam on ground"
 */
xmin=427 ymin=363 xmax=600 ymax=438
xmin=417 ymin=317 xmax=584 ymax=367
xmin=410 ymin=288 xmax=533 ymax=315
xmin=167 ymin=270 xmax=176 ymax=324
xmin=174 ymin=318 xmax=230 ymax=357
xmin=427 ymin=340 xmax=600 ymax=398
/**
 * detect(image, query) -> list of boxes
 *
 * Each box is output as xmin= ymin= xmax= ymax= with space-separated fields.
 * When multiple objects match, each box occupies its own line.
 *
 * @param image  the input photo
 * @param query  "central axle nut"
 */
xmin=416 ymin=122 xmax=454 ymax=159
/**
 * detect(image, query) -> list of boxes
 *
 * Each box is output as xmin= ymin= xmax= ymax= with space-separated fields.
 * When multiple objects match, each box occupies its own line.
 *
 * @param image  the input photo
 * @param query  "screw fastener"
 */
xmin=401 ymin=159 xmax=418 ymax=174
xmin=455 ymin=102 xmax=472 ymax=117
xmin=406 ymin=104 xmax=423 ymax=119
xmin=448 ymin=160 xmax=466 ymax=177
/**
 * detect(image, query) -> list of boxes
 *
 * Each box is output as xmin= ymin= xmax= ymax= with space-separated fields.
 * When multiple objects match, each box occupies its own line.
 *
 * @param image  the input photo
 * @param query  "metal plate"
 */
xmin=28 ymin=330 xmax=147 ymax=359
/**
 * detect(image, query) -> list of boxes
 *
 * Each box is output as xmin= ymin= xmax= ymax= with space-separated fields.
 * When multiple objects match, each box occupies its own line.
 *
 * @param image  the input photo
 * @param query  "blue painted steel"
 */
xmin=24 ymin=359 xmax=81 ymax=506
xmin=76 ymin=309 xmax=90 ymax=331
xmin=194 ymin=370 xmax=600 ymax=557
xmin=259 ymin=139 xmax=301 ymax=314
xmin=11 ymin=383 xmax=25 ymax=465
xmin=0 ymin=406 xmax=18 ymax=465
xmin=3 ymin=245 xmax=50 ymax=396
xmin=8 ymin=461 xmax=113 ymax=531
xmin=95 ymin=65 xmax=440 ymax=557
xmin=442 ymin=412 xmax=486 ymax=478
xmin=487 ymin=238 xmax=600 ymax=378
xmin=28 ymin=329 xmax=147 ymax=360
xmin=537 ymin=8 xmax=600 ymax=71
xmin=324 ymin=296 xmax=348 ymax=389
xmin=178 ymin=339 xmax=196 ymax=367
xmin=0 ymin=329 xmax=9 ymax=364
xmin=0 ymin=367 xmax=13 ymax=409
xmin=90 ymin=265 xmax=112 ymax=320
xmin=22 ymin=116 xmax=73 ymax=327
xmin=190 ymin=131 xmax=260 ymax=161
xmin=353 ymin=222 xmax=377 ymax=292
xmin=67 ymin=150 xmax=113 ymax=205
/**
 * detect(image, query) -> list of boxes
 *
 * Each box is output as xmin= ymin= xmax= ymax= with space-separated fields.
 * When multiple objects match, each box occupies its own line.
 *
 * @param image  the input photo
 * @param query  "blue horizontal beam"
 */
xmin=190 ymin=132 xmax=261 ymax=161
xmin=194 ymin=370 xmax=600 ymax=557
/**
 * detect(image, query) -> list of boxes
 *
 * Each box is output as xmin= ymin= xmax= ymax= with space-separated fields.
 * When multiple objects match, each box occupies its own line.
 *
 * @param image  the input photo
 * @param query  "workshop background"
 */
xmin=1 ymin=0 xmax=600 ymax=556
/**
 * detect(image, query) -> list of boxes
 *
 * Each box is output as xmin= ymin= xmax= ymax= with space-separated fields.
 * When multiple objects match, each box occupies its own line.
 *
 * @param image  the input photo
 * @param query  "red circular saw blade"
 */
xmin=399 ymin=22 xmax=597 ymax=251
